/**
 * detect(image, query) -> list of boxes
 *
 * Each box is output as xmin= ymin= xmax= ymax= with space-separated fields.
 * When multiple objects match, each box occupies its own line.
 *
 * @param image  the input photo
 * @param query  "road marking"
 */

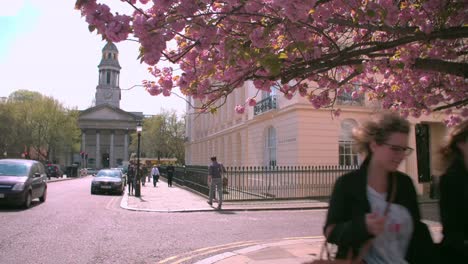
xmin=157 ymin=236 xmax=325 ymax=264
xmin=157 ymin=240 xmax=259 ymax=264
xmin=105 ymin=197 xmax=114 ymax=210
xmin=283 ymin=235 xmax=324 ymax=240
xmin=171 ymin=242 xmax=258 ymax=264
xmin=158 ymin=255 xmax=178 ymax=263
xmin=105 ymin=196 xmax=120 ymax=211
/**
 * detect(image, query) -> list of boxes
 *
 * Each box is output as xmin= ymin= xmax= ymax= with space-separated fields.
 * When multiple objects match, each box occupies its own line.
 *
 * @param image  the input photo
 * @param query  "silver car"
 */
xmin=0 ymin=159 xmax=47 ymax=208
xmin=91 ymin=169 xmax=124 ymax=195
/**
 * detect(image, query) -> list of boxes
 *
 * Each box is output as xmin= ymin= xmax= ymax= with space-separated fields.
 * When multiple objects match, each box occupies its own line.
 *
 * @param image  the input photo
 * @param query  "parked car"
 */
xmin=111 ymin=167 xmax=126 ymax=186
xmin=91 ymin=169 xmax=124 ymax=195
xmin=0 ymin=159 xmax=47 ymax=208
xmin=45 ymin=164 xmax=63 ymax=179
xmin=85 ymin=168 xmax=98 ymax=176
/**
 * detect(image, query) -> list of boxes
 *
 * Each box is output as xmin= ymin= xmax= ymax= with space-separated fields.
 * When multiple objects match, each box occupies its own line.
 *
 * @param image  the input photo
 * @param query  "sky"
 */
xmin=0 ymin=0 xmax=186 ymax=118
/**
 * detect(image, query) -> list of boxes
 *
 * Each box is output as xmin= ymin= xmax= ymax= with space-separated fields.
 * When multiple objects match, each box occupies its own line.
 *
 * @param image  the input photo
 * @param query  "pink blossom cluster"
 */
xmin=78 ymin=0 xmax=132 ymax=42
xmin=75 ymin=0 xmax=468 ymax=123
xmin=142 ymin=66 xmax=174 ymax=96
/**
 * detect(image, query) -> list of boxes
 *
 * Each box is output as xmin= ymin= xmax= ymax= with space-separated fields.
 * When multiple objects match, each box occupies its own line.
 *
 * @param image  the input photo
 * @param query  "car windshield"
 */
xmin=96 ymin=170 xmax=120 ymax=178
xmin=0 ymin=162 xmax=29 ymax=176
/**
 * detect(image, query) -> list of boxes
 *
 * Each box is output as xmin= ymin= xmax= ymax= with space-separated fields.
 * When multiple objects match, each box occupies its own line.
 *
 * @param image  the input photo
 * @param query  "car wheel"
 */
xmin=23 ymin=191 xmax=32 ymax=209
xmin=39 ymin=187 xmax=47 ymax=202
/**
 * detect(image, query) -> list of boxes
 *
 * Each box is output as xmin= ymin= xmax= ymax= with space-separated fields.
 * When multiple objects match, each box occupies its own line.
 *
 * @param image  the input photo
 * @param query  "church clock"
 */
xmin=104 ymin=90 xmax=113 ymax=100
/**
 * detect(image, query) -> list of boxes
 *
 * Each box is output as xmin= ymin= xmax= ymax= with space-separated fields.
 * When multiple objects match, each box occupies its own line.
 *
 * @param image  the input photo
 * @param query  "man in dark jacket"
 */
xmin=166 ymin=164 xmax=175 ymax=187
xmin=207 ymin=156 xmax=226 ymax=210
xmin=127 ymin=162 xmax=135 ymax=195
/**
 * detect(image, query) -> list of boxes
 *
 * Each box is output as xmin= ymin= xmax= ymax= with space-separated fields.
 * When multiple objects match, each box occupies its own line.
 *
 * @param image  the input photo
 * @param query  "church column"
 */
xmin=96 ymin=130 xmax=101 ymax=169
xmin=124 ymin=131 xmax=129 ymax=161
xmin=81 ymin=130 xmax=86 ymax=153
xmin=110 ymin=130 xmax=115 ymax=168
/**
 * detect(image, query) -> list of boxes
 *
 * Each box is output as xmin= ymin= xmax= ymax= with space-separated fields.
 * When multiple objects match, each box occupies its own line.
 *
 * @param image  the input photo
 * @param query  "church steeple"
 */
xmin=95 ymin=42 xmax=121 ymax=108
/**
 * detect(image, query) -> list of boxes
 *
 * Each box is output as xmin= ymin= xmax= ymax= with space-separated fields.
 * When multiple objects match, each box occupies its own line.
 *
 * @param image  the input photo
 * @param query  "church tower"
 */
xmin=95 ymin=42 xmax=121 ymax=108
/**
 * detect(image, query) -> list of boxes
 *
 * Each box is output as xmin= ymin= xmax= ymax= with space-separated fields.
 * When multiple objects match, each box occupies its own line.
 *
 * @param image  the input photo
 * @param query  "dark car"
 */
xmin=111 ymin=167 xmax=126 ymax=186
xmin=0 ymin=159 xmax=47 ymax=208
xmin=91 ymin=169 xmax=124 ymax=195
xmin=85 ymin=168 xmax=98 ymax=176
xmin=45 ymin=164 xmax=63 ymax=179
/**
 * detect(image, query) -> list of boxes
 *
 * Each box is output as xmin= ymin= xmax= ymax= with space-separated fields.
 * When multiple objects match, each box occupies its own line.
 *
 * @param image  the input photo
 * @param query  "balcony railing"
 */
xmin=254 ymin=95 xmax=277 ymax=116
xmin=336 ymin=93 xmax=365 ymax=106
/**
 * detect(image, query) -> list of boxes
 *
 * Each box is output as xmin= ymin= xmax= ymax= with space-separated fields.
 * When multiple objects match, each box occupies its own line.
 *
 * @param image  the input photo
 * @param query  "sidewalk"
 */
xmin=122 ymin=179 xmax=329 ymax=212
xmin=122 ymin=179 xmax=442 ymax=264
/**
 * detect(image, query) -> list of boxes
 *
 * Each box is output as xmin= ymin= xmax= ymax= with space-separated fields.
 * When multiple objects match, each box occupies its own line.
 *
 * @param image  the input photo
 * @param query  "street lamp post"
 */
xmin=135 ymin=121 xmax=142 ymax=197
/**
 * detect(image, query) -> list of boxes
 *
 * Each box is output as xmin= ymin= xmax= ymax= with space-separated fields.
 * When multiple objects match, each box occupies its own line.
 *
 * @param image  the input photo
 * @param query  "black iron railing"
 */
xmin=254 ymin=95 xmax=277 ymax=115
xmin=160 ymin=165 xmax=358 ymax=201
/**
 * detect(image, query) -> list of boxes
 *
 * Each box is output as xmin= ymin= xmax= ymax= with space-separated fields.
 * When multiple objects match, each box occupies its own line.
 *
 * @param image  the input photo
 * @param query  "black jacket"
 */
xmin=439 ymin=158 xmax=468 ymax=261
xmin=325 ymin=157 xmax=433 ymax=263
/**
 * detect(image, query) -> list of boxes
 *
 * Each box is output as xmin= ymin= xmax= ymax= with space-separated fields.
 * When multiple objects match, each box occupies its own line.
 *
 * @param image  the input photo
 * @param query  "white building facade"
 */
xmin=185 ymin=81 xmax=448 ymax=195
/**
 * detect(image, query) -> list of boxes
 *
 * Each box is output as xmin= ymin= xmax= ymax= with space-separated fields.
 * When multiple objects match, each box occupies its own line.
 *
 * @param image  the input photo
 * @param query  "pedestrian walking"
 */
xmin=438 ymin=120 xmax=468 ymax=262
xmin=166 ymin=163 xmax=175 ymax=187
xmin=207 ymin=156 xmax=226 ymax=210
xmin=140 ymin=164 xmax=149 ymax=186
xmin=147 ymin=164 xmax=151 ymax=183
xmin=127 ymin=162 xmax=135 ymax=195
xmin=321 ymin=112 xmax=435 ymax=264
xmin=151 ymin=165 xmax=160 ymax=187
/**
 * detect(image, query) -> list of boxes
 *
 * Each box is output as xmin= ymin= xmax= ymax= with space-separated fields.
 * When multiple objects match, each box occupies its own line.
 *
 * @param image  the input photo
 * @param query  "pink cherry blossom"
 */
xmin=74 ymin=0 xmax=468 ymax=124
xmin=235 ymin=105 xmax=245 ymax=114
xmin=246 ymin=97 xmax=257 ymax=107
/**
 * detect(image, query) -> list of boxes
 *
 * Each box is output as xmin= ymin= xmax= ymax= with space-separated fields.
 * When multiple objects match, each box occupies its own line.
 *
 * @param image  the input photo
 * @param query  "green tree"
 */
xmin=0 ymin=103 xmax=17 ymax=157
xmin=6 ymin=90 xmax=81 ymax=162
xmin=130 ymin=110 xmax=185 ymax=164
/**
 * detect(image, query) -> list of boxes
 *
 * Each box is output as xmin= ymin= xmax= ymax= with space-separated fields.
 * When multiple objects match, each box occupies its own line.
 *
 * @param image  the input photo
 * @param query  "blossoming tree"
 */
xmin=75 ymin=0 xmax=467 ymax=124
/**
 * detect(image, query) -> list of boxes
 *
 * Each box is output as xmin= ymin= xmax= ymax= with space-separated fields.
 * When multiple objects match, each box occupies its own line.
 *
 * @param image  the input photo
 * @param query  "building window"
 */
xmin=339 ymin=119 xmax=359 ymax=166
xmin=337 ymin=83 xmax=365 ymax=106
xmin=106 ymin=71 xmax=111 ymax=84
xmin=266 ymin=127 xmax=277 ymax=166
xmin=339 ymin=141 xmax=358 ymax=166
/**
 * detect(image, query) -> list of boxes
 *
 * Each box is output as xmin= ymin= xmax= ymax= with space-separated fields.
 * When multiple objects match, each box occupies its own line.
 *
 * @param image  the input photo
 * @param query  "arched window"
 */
xmin=339 ymin=119 xmax=359 ymax=166
xmin=265 ymin=127 xmax=277 ymax=166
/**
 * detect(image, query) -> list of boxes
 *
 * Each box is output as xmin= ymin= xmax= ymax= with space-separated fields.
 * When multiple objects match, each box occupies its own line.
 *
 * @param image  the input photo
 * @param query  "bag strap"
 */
xmin=321 ymin=174 xmax=398 ymax=263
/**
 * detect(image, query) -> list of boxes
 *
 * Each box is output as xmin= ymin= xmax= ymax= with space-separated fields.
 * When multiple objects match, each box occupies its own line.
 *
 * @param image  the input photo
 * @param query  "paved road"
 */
xmin=0 ymin=176 xmax=329 ymax=264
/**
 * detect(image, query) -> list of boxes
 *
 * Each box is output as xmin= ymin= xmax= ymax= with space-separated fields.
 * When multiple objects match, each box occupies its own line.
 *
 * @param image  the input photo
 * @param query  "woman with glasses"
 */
xmin=438 ymin=120 xmax=468 ymax=262
xmin=323 ymin=112 xmax=435 ymax=263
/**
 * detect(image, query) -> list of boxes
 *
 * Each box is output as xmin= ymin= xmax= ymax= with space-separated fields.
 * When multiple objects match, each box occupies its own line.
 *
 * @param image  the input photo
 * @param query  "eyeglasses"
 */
xmin=382 ymin=143 xmax=414 ymax=156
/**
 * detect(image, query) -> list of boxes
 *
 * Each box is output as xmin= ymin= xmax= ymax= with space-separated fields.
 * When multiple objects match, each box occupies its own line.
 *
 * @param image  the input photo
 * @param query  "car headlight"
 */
xmin=12 ymin=183 xmax=25 ymax=191
xmin=113 ymin=182 xmax=122 ymax=186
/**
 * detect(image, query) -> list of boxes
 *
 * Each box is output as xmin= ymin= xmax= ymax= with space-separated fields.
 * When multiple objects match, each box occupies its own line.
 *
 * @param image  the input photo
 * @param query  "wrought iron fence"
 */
xmin=254 ymin=95 xmax=277 ymax=115
xmin=159 ymin=165 xmax=358 ymax=201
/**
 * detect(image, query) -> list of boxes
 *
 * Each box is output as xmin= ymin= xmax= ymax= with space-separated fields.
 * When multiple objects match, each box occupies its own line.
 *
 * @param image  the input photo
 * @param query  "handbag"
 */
xmin=305 ymin=175 xmax=398 ymax=264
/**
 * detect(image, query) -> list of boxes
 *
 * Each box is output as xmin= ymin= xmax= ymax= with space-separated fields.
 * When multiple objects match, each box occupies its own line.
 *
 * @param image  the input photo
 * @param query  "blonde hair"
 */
xmin=439 ymin=120 xmax=468 ymax=168
xmin=353 ymin=112 xmax=410 ymax=155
